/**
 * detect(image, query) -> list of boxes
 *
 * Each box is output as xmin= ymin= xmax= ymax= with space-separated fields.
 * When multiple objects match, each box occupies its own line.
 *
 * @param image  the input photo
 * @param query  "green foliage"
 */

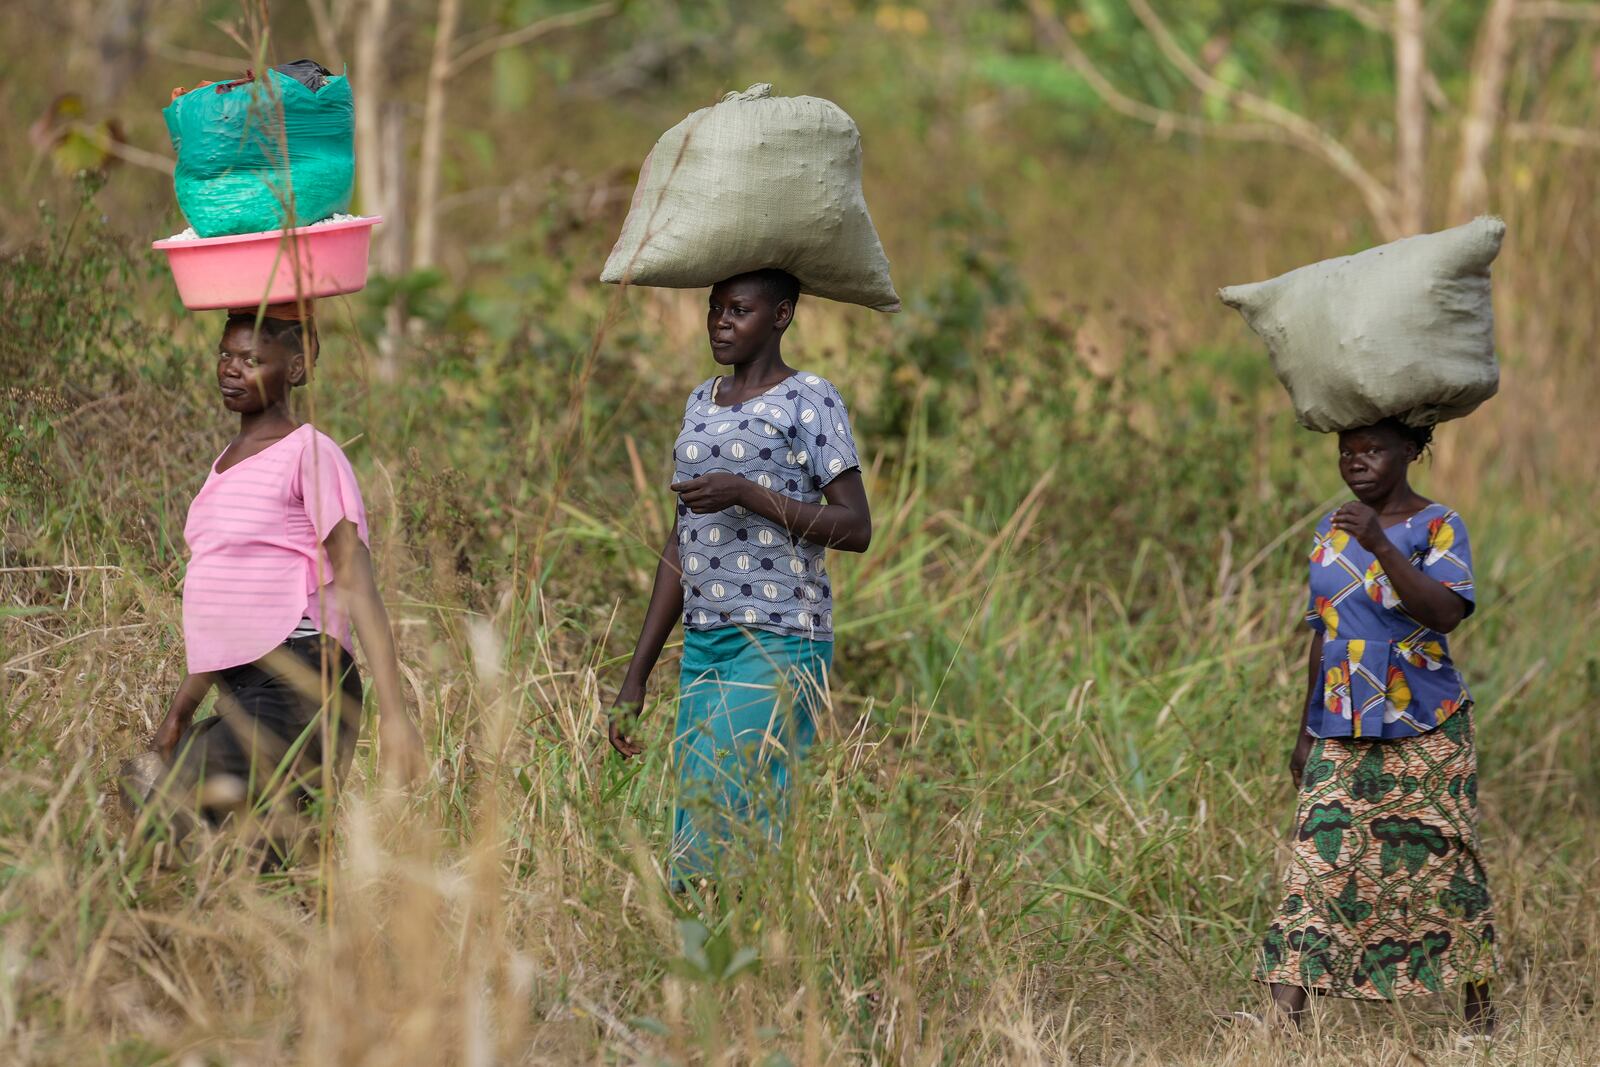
xmin=973 ymin=52 xmax=1094 ymax=107
xmin=671 ymin=918 xmax=762 ymax=984
xmin=492 ymin=48 xmax=537 ymax=112
xmin=1 ymin=174 xmax=188 ymax=392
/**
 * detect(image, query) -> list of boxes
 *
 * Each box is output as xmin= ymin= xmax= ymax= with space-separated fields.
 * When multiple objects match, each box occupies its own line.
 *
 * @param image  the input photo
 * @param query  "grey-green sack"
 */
xmin=1218 ymin=217 xmax=1503 ymax=432
xmin=600 ymin=84 xmax=900 ymax=312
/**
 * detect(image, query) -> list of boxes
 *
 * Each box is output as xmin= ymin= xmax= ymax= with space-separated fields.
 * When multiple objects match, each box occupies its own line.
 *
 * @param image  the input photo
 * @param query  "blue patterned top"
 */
xmin=673 ymin=372 xmax=860 ymax=641
xmin=1304 ymin=503 xmax=1476 ymax=740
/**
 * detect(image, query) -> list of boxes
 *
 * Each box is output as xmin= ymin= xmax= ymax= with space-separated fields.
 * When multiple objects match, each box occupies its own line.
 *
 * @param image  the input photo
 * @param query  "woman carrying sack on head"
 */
xmin=1241 ymin=418 xmax=1498 ymax=1038
xmin=151 ymin=306 xmax=424 ymax=861
xmin=607 ymin=269 xmax=872 ymax=890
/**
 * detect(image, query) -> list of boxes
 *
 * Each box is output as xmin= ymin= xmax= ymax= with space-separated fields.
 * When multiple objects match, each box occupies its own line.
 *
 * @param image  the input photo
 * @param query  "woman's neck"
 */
xmin=1369 ymin=480 xmax=1429 ymax=519
xmin=725 ymin=349 xmax=792 ymax=395
xmin=238 ymin=402 xmax=297 ymax=440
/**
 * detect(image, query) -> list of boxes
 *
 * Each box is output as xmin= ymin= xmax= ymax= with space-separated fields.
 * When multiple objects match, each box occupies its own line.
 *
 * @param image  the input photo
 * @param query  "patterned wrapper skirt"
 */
xmin=1257 ymin=709 xmax=1500 ymax=998
xmin=671 ymin=626 xmax=831 ymax=882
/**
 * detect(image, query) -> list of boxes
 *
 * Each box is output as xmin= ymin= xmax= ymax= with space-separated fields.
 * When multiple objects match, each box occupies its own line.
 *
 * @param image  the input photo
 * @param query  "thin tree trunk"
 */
xmin=379 ymin=99 xmax=409 ymax=374
xmin=1450 ymin=0 xmax=1520 ymax=221
xmin=414 ymin=0 xmax=462 ymax=271
xmin=83 ymin=0 xmax=151 ymax=107
xmin=1394 ymin=0 xmax=1428 ymax=234
xmin=304 ymin=0 xmax=346 ymax=69
xmin=353 ymin=0 xmax=393 ymax=263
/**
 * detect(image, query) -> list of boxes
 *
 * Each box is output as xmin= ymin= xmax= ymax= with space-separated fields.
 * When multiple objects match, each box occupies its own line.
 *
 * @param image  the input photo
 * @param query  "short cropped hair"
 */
xmin=224 ymin=313 xmax=308 ymax=355
xmin=725 ymin=268 xmax=801 ymax=309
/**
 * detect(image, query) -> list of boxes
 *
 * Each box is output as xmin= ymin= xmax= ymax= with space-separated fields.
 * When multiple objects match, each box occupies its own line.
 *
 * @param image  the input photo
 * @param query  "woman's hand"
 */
xmin=670 ymin=473 xmax=752 ymax=514
xmin=724 ymin=468 xmax=873 ymax=553
xmin=1330 ymin=504 xmax=1469 ymax=632
xmin=379 ymin=711 xmax=427 ymax=785
xmin=1289 ymin=734 xmax=1313 ymax=789
xmin=155 ymin=673 xmax=214 ymax=764
xmin=1331 ymin=501 xmax=1386 ymax=552
xmin=608 ymin=526 xmax=682 ymax=761
xmin=608 ymin=688 xmax=645 ymax=759
xmin=153 ymin=710 xmax=184 ymax=763
xmin=326 ymin=520 xmax=427 ymax=788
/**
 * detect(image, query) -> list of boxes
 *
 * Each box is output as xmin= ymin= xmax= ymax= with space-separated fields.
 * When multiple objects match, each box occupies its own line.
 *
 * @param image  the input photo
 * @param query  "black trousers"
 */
xmin=171 ymin=634 xmax=364 ymax=827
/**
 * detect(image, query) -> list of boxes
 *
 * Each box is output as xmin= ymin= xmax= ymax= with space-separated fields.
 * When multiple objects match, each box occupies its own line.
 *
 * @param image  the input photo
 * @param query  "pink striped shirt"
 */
xmin=182 ymin=424 xmax=368 ymax=673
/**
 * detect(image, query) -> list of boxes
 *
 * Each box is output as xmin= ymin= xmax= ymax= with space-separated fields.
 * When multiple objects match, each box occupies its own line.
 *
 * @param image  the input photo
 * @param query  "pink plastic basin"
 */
xmin=152 ymin=216 xmax=382 ymax=310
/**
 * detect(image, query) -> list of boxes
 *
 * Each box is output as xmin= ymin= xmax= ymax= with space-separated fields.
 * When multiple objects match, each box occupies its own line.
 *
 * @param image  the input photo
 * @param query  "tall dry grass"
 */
xmin=4 ymin=54 xmax=1600 ymax=1067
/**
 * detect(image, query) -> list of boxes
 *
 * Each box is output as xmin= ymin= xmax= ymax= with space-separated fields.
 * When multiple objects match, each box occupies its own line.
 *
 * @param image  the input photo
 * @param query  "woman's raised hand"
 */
xmin=671 ymin=473 xmax=752 ymax=514
xmin=1331 ymin=501 xmax=1386 ymax=552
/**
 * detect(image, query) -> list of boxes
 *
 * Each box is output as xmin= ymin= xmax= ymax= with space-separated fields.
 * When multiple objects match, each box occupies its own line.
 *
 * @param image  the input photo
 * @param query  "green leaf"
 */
xmin=493 ymin=48 xmax=536 ymax=112
xmin=463 ymin=129 xmax=497 ymax=172
xmin=677 ymin=918 xmax=711 ymax=975
xmin=704 ymin=925 xmax=732 ymax=979
xmin=1202 ymin=53 xmax=1246 ymax=122
xmin=0 ymin=605 xmax=60 ymax=618
xmin=973 ymin=53 xmax=1096 ymax=108
xmin=629 ymin=1016 xmax=670 ymax=1037
xmin=722 ymin=945 xmax=761 ymax=981
xmin=1083 ymin=0 xmax=1119 ymax=31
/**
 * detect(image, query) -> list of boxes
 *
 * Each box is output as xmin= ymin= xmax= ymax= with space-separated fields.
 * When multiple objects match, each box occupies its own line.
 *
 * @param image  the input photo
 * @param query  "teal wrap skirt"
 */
xmin=671 ymin=626 xmax=832 ymax=881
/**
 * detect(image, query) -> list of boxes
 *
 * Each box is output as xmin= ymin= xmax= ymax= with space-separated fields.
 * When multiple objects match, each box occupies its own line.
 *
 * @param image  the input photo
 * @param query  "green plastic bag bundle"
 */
xmin=164 ymin=66 xmax=354 ymax=238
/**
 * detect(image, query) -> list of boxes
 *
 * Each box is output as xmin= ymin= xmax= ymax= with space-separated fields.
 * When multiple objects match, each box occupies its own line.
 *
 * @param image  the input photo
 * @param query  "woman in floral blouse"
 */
xmin=1251 ymin=418 xmax=1497 ymax=1036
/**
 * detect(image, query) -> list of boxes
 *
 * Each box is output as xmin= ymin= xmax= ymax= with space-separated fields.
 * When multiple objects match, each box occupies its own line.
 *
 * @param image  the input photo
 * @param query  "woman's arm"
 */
xmin=154 ymin=672 xmax=215 ymax=762
xmin=1289 ymin=629 xmax=1324 ymax=787
xmin=1332 ymin=503 xmax=1469 ymax=632
xmin=669 ymin=469 xmax=872 ymax=553
xmin=609 ymin=524 xmax=685 ymax=758
xmin=326 ymin=519 xmax=426 ymax=785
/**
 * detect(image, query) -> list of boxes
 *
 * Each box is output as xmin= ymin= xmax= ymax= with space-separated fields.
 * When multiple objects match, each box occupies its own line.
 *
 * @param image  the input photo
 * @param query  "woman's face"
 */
xmin=1337 ymin=424 xmax=1416 ymax=504
xmin=706 ymin=278 xmax=791 ymax=366
xmin=216 ymin=322 xmax=302 ymax=413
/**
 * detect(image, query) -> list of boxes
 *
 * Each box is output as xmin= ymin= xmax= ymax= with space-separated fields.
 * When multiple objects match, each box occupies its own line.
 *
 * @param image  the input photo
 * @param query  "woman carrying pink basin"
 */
xmin=151 ymin=303 xmax=423 ymax=863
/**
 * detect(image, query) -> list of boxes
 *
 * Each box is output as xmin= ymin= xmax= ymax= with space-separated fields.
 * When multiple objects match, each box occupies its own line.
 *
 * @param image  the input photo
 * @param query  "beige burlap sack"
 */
xmin=600 ymin=84 xmax=900 ymax=312
xmin=1219 ymin=217 xmax=1504 ymax=432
